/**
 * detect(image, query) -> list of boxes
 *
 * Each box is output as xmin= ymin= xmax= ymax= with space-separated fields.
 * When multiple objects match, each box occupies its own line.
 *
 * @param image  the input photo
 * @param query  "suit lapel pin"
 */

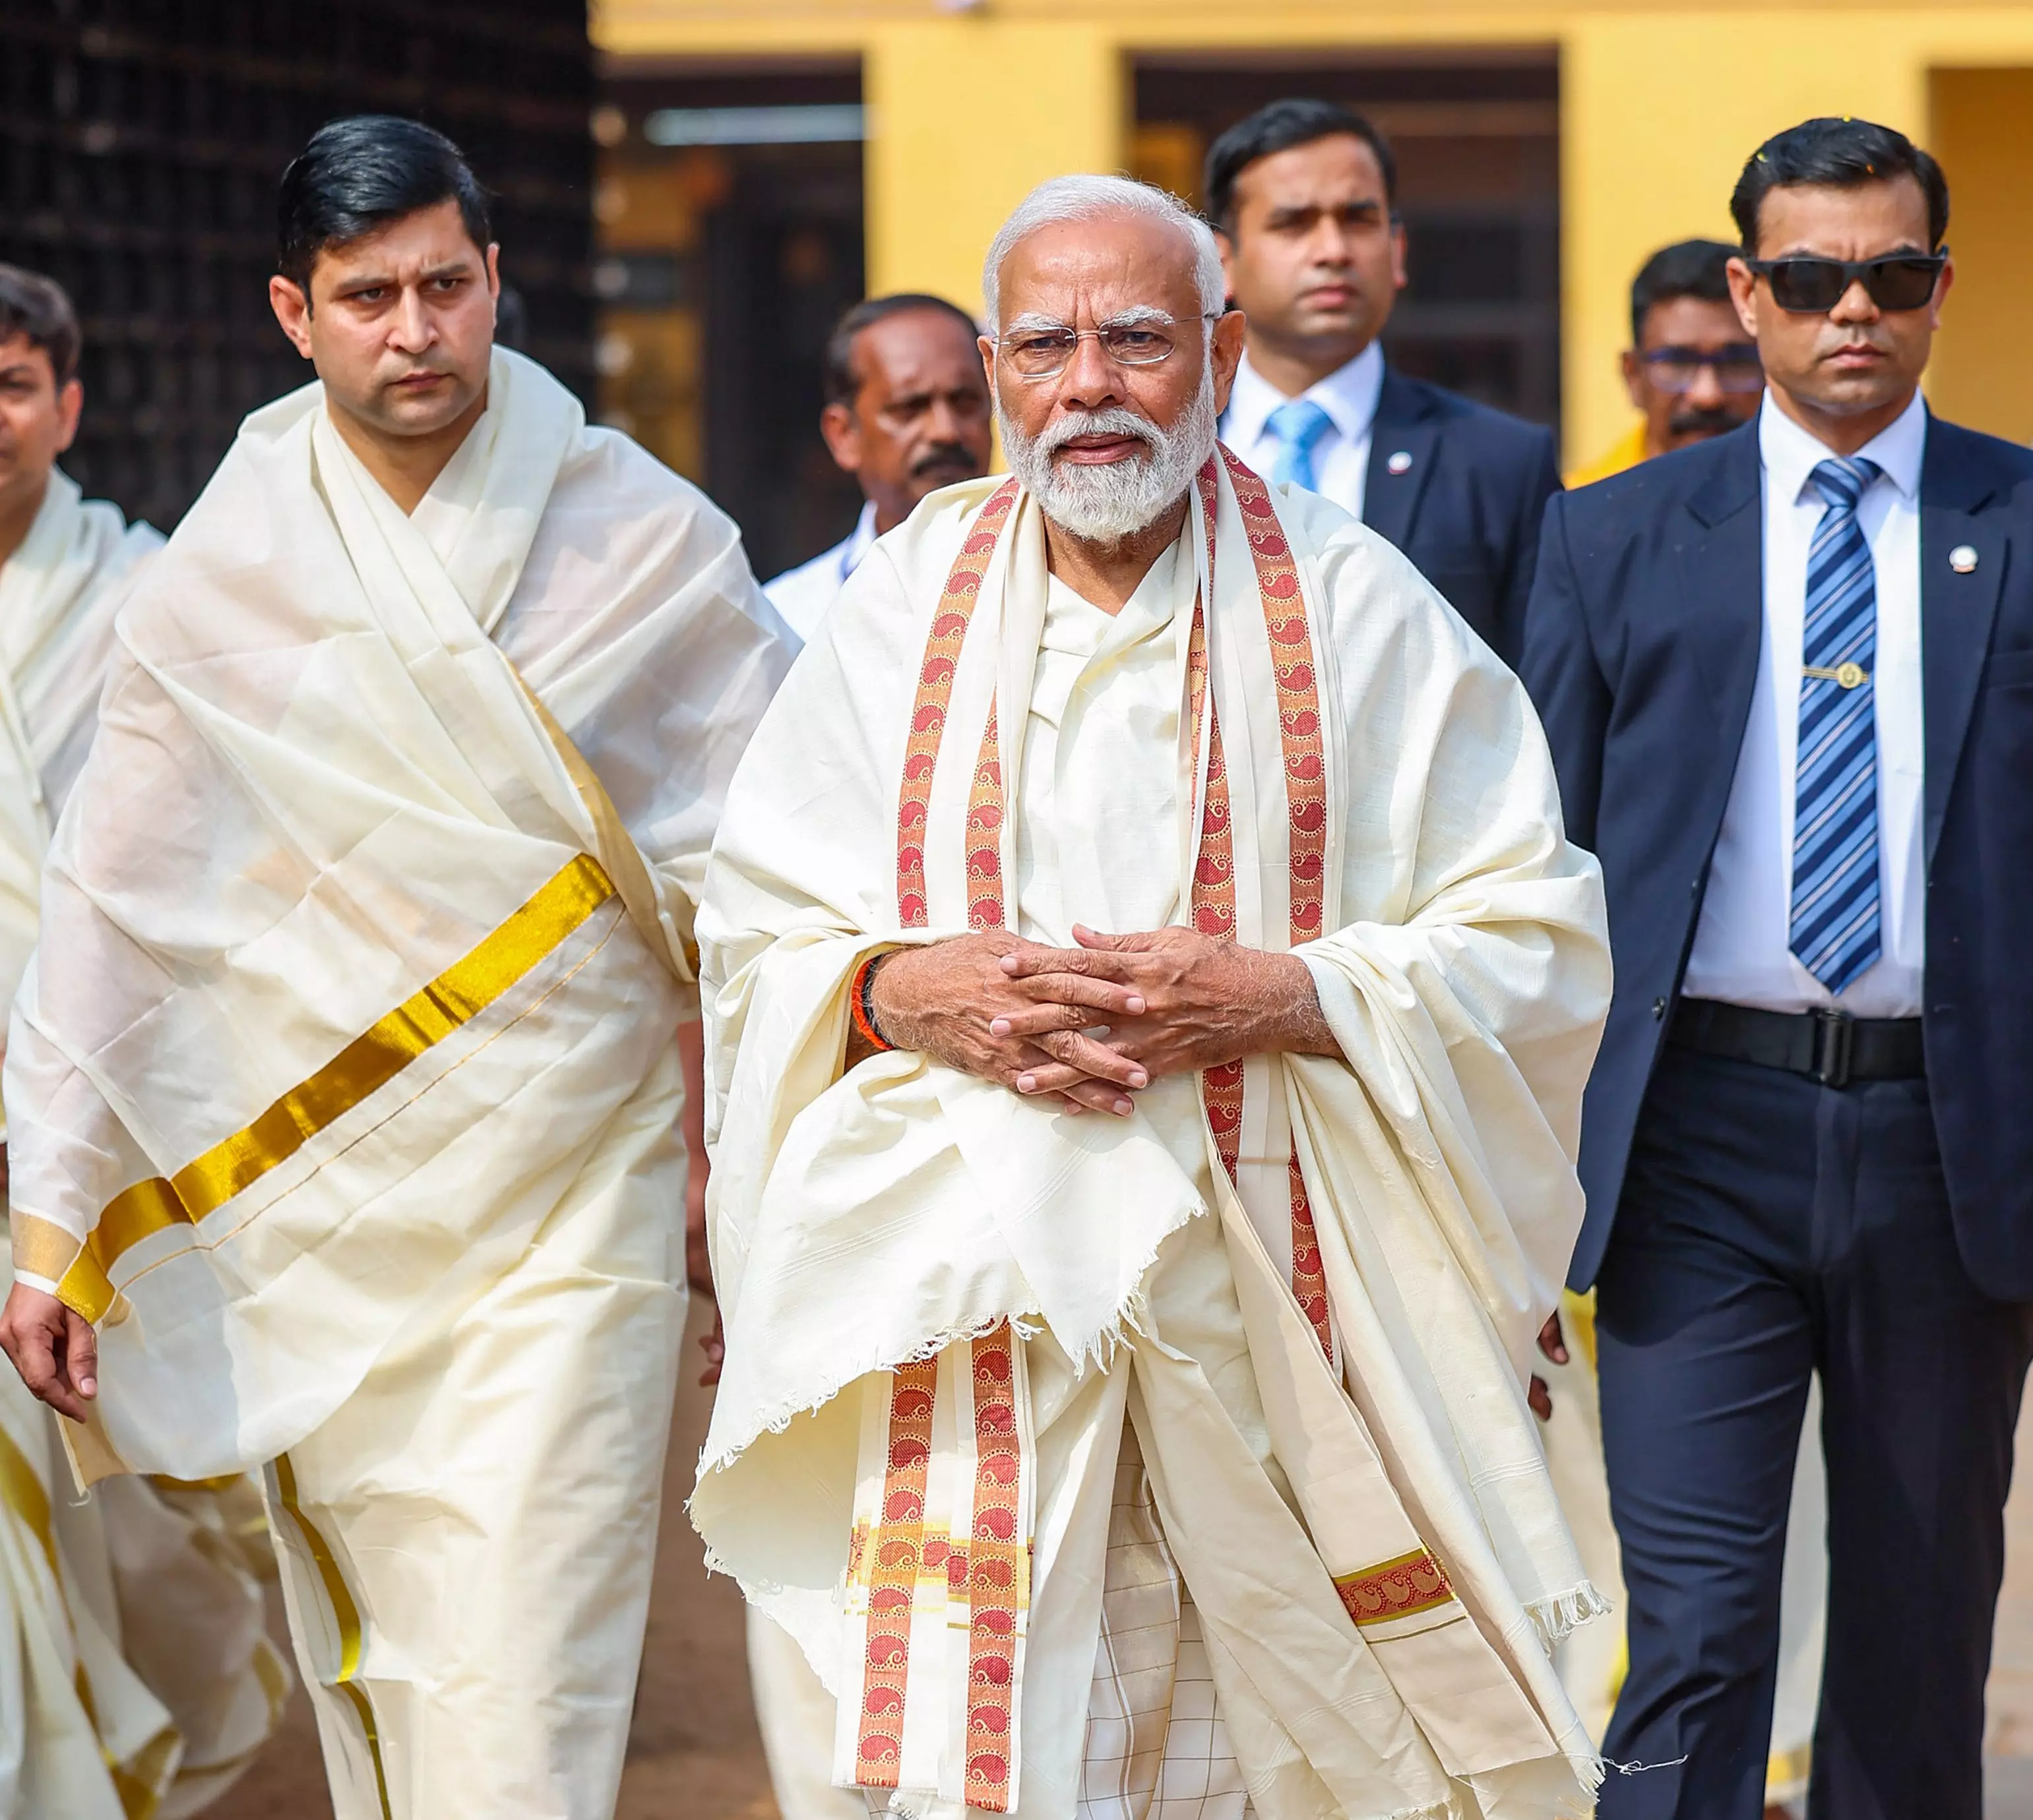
xmin=1386 ymin=450 xmax=1414 ymax=476
xmin=1950 ymin=544 xmax=1979 ymax=573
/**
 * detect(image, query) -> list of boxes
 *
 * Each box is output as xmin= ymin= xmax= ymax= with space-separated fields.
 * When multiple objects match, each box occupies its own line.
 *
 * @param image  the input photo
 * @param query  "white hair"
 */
xmin=982 ymin=173 xmax=1226 ymax=325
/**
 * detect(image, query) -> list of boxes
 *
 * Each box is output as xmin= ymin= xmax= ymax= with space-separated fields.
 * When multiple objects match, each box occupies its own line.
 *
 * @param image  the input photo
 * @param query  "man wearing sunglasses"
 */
xmin=1567 ymin=239 xmax=1763 ymax=487
xmin=1524 ymin=115 xmax=2033 ymax=1820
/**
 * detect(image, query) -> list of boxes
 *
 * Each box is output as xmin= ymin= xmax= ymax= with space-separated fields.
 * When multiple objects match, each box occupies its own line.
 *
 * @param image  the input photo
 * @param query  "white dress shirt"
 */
xmin=1221 ymin=341 xmax=1385 ymax=522
xmin=762 ymin=499 xmax=878 ymax=645
xmin=1682 ymin=390 xmax=1927 ymax=1017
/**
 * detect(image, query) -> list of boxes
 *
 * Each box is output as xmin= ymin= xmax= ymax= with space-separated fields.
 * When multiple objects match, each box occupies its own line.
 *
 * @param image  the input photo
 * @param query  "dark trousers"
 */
xmin=1594 ymin=1044 xmax=2033 ymax=1820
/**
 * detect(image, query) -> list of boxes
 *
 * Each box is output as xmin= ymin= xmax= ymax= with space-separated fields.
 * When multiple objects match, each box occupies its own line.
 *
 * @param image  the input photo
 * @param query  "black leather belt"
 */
xmin=1668 ymin=998 xmax=1924 ymax=1090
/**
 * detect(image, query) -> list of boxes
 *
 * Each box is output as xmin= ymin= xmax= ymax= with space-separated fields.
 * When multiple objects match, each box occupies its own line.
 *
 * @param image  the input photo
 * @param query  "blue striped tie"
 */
xmin=1265 ymin=398 xmax=1334 ymax=491
xmin=1790 ymin=456 xmax=1882 ymax=995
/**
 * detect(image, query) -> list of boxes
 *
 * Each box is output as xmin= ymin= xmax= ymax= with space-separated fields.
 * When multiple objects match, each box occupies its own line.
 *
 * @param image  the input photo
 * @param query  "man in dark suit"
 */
xmin=1523 ymin=115 xmax=2033 ymax=1820
xmin=1208 ymin=97 xmax=1559 ymax=665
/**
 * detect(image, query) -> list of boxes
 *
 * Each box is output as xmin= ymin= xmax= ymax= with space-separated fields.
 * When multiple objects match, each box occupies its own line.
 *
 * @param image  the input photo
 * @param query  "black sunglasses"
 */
xmin=1743 ymin=251 xmax=1948 ymax=314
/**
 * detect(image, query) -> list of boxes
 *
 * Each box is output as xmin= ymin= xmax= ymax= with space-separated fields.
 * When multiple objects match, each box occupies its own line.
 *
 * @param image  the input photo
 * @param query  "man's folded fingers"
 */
xmin=1035 ymin=1029 xmax=1148 ymax=1086
xmin=1011 ymin=971 xmax=1144 ymax=1014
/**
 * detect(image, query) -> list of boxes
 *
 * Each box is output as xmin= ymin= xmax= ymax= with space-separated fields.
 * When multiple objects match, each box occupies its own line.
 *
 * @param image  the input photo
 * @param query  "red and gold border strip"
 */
xmin=898 ymin=480 xmax=1020 ymax=928
xmin=964 ymin=1325 xmax=1024 ymax=1813
xmin=1331 ymin=1547 xmax=1456 ymax=1629
xmin=854 ymin=1357 xmax=940 ymax=1788
xmin=1289 ymin=1152 xmax=1334 ymax=1364
xmin=1218 ymin=450 xmax=1338 ymax=1360
xmin=966 ymin=708 xmax=1007 ymax=932
xmin=1189 ymin=464 xmax=1244 ymax=1185
xmin=1221 ymin=447 xmax=1327 ymax=941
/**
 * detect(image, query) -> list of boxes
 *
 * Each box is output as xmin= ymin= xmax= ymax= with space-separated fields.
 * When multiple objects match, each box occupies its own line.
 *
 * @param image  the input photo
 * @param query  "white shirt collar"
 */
xmin=839 ymin=499 xmax=880 ymax=580
xmin=1225 ymin=340 xmax=1386 ymax=449
xmin=1758 ymin=386 xmax=1927 ymax=507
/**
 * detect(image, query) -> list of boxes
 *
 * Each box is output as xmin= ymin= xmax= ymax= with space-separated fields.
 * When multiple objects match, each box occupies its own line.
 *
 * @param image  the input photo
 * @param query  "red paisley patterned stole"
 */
xmin=850 ymin=478 xmax=1028 ymax=1812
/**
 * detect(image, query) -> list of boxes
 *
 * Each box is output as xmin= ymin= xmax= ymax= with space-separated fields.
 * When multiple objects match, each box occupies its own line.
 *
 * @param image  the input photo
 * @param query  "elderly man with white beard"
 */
xmin=696 ymin=175 xmax=1613 ymax=1820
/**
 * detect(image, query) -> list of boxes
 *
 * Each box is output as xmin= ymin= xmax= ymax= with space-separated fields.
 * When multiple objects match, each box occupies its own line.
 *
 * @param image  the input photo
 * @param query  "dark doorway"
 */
xmin=595 ymin=63 xmax=864 ymax=584
xmin=1132 ymin=50 xmax=1560 ymax=437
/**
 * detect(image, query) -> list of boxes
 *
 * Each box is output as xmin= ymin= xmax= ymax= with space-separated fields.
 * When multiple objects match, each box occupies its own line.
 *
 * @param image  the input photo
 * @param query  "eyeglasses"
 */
xmin=1638 ymin=344 xmax=1765 ymax=395
xmin=994 ymin=313 xmax=1220 ymax=380
xmin=1743 ymin=251 xmax=1948 ymax=314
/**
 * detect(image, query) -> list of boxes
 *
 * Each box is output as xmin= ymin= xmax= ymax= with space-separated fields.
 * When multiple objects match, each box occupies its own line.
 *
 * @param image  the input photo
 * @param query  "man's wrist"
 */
xmin=1245 ymin=949 xmax=1339 ymax=1057
xmin=850 ymin=948 xmax=900 ymax=1052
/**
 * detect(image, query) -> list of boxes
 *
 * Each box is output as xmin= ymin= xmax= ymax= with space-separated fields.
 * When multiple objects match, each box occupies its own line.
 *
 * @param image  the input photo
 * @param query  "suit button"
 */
xmin=1690 ymin=878 xmax=1701 ymax=897
xmin=1652 ymin=997 xmax=1668 ymax=1020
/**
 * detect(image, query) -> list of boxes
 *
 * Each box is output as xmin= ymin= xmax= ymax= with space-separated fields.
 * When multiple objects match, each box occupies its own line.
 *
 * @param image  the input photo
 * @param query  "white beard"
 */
xmin=999 ymin=370 xmax=1219 ymax=545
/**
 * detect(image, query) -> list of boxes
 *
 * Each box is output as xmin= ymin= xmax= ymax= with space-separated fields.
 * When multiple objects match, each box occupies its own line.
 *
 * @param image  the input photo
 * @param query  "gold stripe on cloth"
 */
xmin=0 ymin=1416 xmax=56 ymax=1575
xmin=274 ymin=1455 xmax=392 ymax=1820
xmin=58 ymin=854 xmax=618 ymax=1323
xmin=10 ymin=1210 xmax=82 ymax=1286
xmin=1 ymin=1417 xmax=181 ymax=1815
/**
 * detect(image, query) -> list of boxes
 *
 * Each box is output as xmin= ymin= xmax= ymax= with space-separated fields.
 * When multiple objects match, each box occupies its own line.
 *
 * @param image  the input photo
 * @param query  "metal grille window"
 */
xmin=0 ymin=1 xmax=594 ymax=530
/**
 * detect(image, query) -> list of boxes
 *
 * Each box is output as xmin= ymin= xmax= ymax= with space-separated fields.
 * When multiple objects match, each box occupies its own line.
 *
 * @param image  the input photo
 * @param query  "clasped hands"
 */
xmin=863 ymin=924 xmax=1336 ymax=1117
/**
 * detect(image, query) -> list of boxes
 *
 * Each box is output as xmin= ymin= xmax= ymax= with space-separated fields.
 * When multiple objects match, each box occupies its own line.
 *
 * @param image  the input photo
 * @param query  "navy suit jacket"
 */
xmin=1362 ymin=367 xmax=1561 ymax=668
xmin=1522 ymin=412 xmax=2033 ymax=1294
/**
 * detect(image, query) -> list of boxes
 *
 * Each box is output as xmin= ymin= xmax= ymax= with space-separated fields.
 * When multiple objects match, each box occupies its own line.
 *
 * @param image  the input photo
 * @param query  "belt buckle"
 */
xmin=1810 ymin=1007 xmax=1855 ymax=1089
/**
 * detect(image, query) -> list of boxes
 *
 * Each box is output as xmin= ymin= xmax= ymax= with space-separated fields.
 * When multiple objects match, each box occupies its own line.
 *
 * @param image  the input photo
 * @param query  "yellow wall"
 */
xmin=594 ymin=1 xmax=2033 ymax=465
xmin=863 ymin=22 xmax=1123 ymax=307
xmin=1930 ymin=66 xmax=2033 ymax=440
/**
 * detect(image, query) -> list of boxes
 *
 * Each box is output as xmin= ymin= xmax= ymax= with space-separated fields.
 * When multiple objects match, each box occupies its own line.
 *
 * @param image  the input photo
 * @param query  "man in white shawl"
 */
xmin=0 ymin=120 xmax=790 ymax=1820
xmin=698 ymin=175 xmax=1613 ymax=1820
xmin=0 ymin=263 xmax=290 ymax=1820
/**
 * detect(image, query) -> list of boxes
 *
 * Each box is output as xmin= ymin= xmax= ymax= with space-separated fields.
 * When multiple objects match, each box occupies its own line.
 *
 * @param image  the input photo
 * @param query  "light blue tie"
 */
xmin=1790 ymin=456 xmax=1882 ymax=995
xmin=1265 ymin=398 xmax=1334 ymax=492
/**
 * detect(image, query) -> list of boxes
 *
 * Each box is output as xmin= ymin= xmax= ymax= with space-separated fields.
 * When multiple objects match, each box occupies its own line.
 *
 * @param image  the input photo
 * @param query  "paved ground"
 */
xmin=208 ymin=1298 xmax=2033 ymax=1818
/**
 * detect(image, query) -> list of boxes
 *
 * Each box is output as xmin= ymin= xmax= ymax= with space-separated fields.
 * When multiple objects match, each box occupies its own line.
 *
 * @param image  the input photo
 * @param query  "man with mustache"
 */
xmin=697 ymin=173 xmax=1613 ymax=1818
xmin=0 ymin=115 xmax=790 ymax=1820
xmin=1210 ymin=97 xmax=1561 ymax=666
xmin=1567 ymin=239 xmax=1763 ymax=486
xmin=1524 ymin=117 xmax=2033 ymax=1819
xmin=764 ymin=292 xmax=991 ymax=643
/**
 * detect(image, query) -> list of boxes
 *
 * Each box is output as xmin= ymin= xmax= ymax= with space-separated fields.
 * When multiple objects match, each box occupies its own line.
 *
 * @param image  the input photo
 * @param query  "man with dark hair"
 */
xmin=0 ymin=116 xmax=792 ymax=1820
xmin=763 ymin=292 xmax=991 ymax=643
xmin=0 ymin=263 xmax=292 ymax=1819
xmin=1567 ymin=239 xmax=1763 ymax=486
xmin=1207 ymin=96 xmax=1561 ymax=666
xmin=1524 ymin=115 xmax=2033 ymax=1819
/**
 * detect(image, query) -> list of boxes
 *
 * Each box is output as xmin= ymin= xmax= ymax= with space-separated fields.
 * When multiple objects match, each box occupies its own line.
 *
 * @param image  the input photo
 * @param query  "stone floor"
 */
xmin=206 ymin=1299 xmax=2033 ymax=1819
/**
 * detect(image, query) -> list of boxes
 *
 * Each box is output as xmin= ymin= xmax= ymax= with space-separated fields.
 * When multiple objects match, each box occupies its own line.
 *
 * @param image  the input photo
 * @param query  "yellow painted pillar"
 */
xmin=1561 ymin=13 xmax=1927 ymax=470
xmin=864 ymin=19 xmax=1125 ymax=317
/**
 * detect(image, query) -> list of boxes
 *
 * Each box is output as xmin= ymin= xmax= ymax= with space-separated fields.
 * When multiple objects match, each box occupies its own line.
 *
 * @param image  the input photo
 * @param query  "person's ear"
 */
xmin=1726 ymin=256 xmax=1760 ymax=340
xmin=270 ymin=275 xmax=315 ymax=360
xmin=1929 ymin=253 xmax=1955 ymax=329
xmin=819 ymin=400 xmax=862 ymax=476
xmin=1389 ymin=217 xmax=1409 ymax=294
xmin=1210 ymin=308 xmax=1247 ymax=416
xmin=1216 ymin=227 xmax=1237 ymax=301
xmin=1620 ymin=348 xmax=1645 ymax=414
xmin=54 ymin=377 xmax=82 ymax=456
xmin=485 ymin=243 xmax=502 ymax=307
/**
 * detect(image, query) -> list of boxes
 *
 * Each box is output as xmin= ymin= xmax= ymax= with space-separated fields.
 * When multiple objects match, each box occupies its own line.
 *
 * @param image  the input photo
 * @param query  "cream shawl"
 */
xmin=0 ymin=472 xmax=160 ymax=1075
xmin=5 ymin=348 xmax=792 ymax=1480
xmin=697 ymin=456 xmax=1613 ymax=1819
